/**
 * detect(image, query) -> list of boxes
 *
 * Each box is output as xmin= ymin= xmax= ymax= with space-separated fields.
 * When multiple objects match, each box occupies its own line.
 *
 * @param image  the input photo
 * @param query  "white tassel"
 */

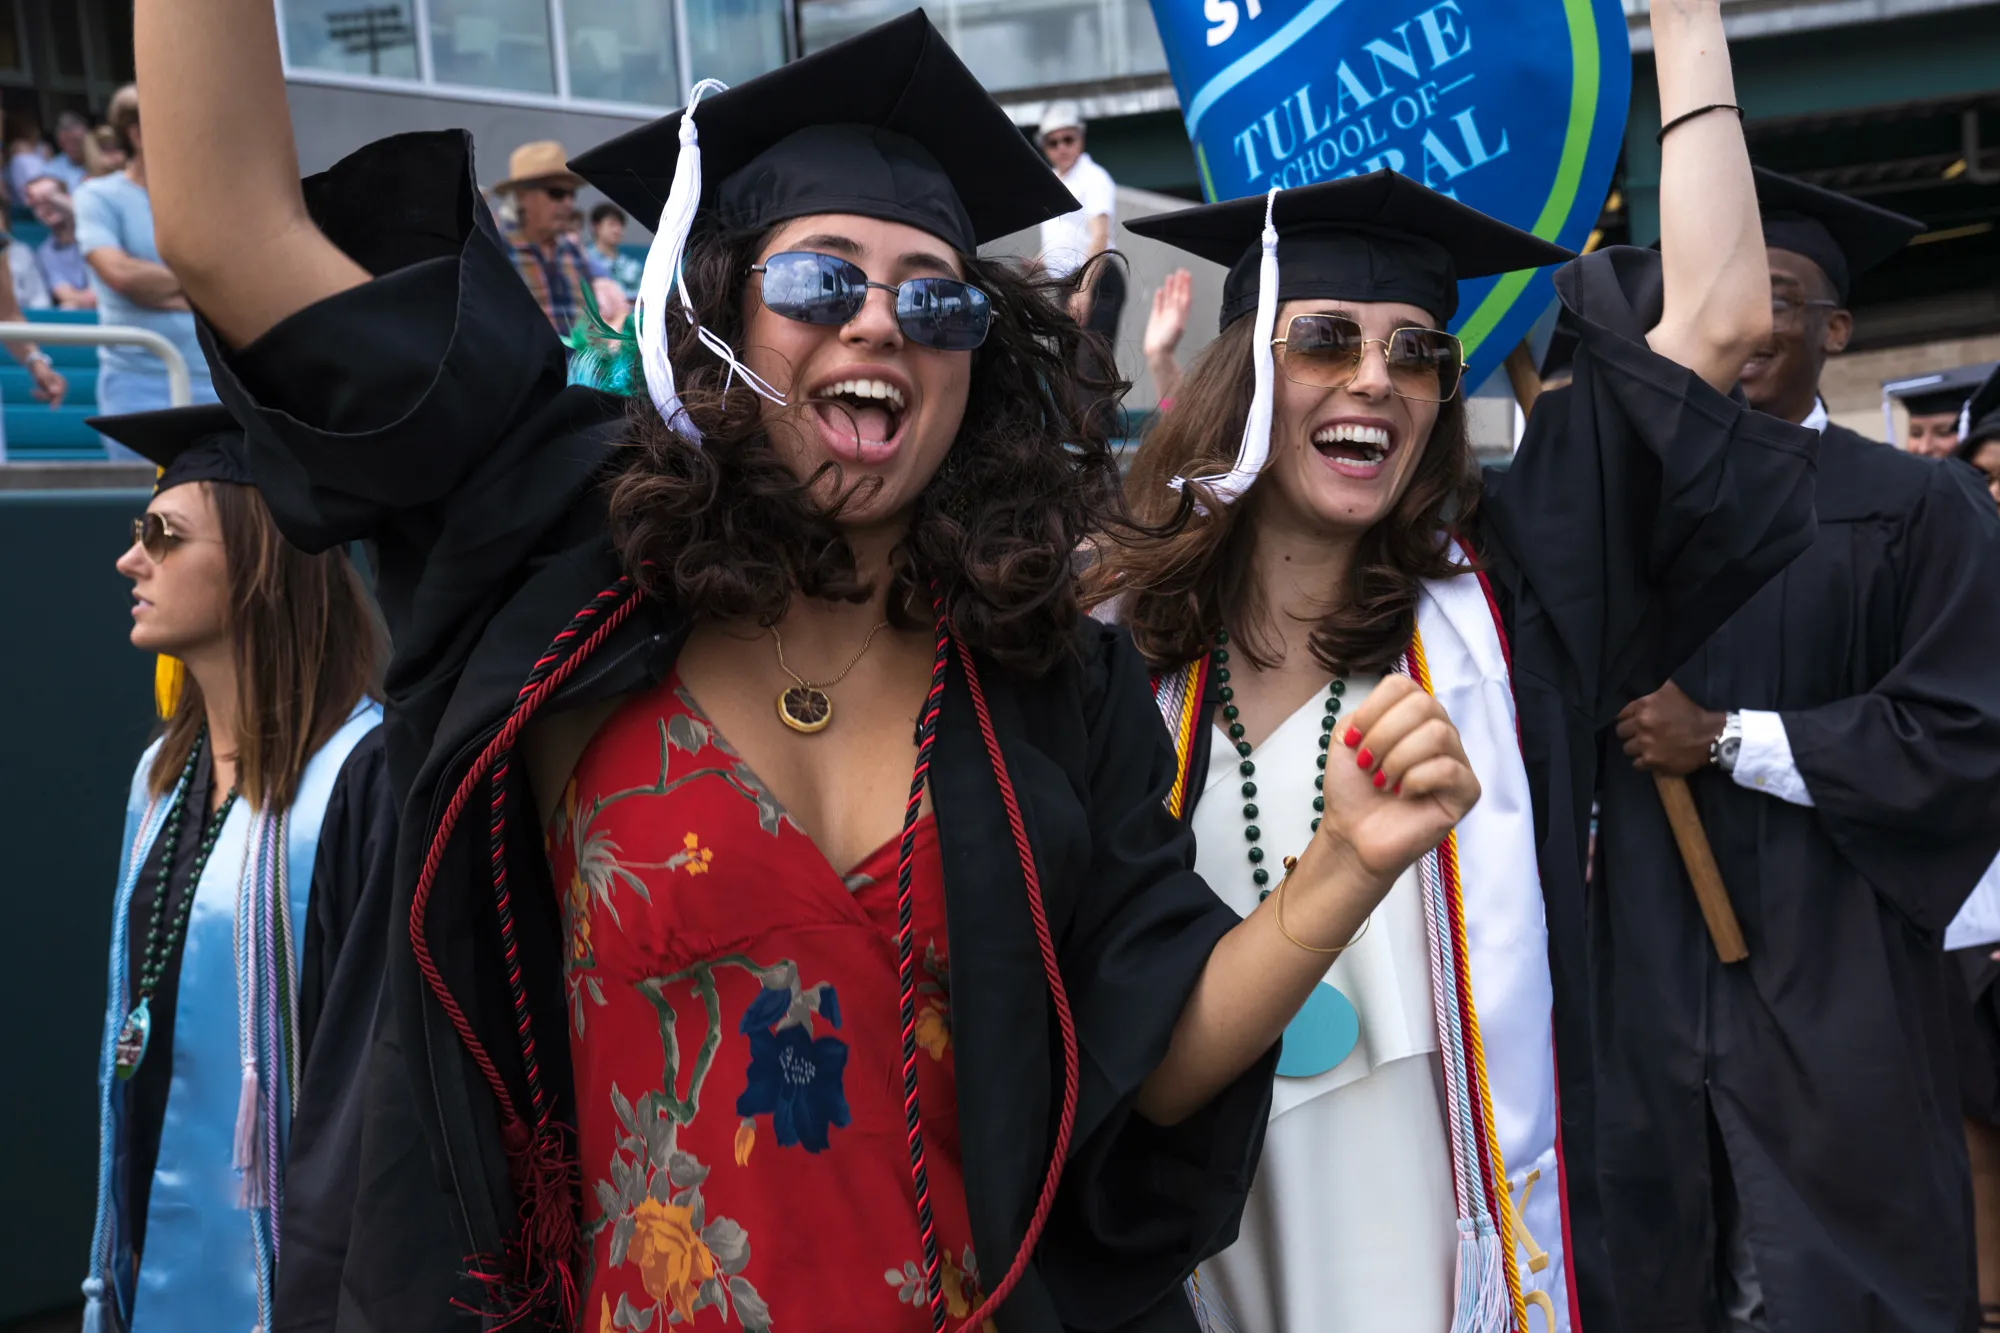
xmin=232 ymin=1064 xmax=263 ymax=1209
xmin=634 ymin=78 xmax=787 ymax=444
xmin=1173 ymin=186 xmax=1282 ymax=509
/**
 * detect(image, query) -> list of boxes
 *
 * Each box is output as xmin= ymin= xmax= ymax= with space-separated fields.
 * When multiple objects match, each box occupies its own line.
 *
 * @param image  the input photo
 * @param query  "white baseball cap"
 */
xmin=1039 ymin=102 xmax=1084 ymax=140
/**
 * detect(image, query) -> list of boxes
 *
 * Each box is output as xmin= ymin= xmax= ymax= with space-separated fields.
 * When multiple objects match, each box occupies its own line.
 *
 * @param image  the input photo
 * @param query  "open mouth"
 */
xmin=1312 ymin=421 xmax=1396 ymax=478
xmin=807 ymin=375 xmax=909 ymax=465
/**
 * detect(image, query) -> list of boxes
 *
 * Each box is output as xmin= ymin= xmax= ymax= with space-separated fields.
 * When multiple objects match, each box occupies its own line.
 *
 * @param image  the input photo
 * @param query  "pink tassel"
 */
xmin=233 ymin=1064 xmax=265 ymax=1208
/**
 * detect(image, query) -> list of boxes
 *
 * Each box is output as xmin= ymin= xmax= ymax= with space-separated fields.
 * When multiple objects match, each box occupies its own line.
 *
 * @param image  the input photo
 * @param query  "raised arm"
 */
xmin=1644 ymin=0 xmax=1770 ymax=391
xmin=135 ymin=0 xmax=368 ymax=347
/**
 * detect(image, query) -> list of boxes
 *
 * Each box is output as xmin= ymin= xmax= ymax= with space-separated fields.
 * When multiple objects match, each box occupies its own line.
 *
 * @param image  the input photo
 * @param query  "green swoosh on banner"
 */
xmin=1454 ymin=0 xmax=1603 ymax=361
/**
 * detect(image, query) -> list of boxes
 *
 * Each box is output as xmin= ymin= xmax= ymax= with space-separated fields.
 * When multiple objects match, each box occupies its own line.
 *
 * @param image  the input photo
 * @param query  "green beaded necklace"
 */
xmin=1212 ymin=629 xmax=1347 ymax=902
xmin=114 ymin=729 xmax=241 ymax=1080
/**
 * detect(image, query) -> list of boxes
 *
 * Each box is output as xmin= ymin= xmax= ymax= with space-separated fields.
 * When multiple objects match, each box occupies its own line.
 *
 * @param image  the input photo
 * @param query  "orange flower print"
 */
xmin=571 ymin=912 xmax=594 ymax=963
xmin=734 ymin=1117 xmax=756 ymax=1166
xmin=598 ymin=1293 xmax=613 ymax=1333
xmin=626 ymin=1197 xmax=718 ymax=1320
xmin=915 ymin=1001 xmax=950 ymax=1061
xmin=680 ymin=831 xmax=714 ymax=876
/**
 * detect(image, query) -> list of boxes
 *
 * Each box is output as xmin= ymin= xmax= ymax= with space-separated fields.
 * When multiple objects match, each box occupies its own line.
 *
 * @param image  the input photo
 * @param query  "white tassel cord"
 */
xmin=1173 ymin=186 xmax=1281 ymax=510
xmin=634 ymin=77 xmax=787 ymax=443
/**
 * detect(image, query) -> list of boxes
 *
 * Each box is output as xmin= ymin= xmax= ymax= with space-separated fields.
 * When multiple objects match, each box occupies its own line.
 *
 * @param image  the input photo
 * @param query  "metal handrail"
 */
xmin=0 ymin=320 xmax=193 ymax=407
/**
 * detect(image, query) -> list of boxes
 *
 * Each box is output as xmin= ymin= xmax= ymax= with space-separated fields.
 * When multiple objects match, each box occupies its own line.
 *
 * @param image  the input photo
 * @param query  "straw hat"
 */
xmin=496 ymin=140 xmax=585 ymax=192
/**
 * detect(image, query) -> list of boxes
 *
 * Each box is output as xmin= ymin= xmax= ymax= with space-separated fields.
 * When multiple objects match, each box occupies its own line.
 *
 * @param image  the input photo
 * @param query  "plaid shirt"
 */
xmin=506 ymin=227 xmax=595 ymax=333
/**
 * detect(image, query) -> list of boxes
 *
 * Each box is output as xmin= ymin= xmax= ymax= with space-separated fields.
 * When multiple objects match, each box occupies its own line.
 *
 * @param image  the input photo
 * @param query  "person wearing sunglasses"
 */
xmin=134 ymin=6 xmax=1496 ymax=1331
xmin=1036 ymin=102 xmax=1124 ymax=341
xmin=83 ymin=403 xmax=391 ymax=1333
xmin=1082 ymin=4 xmax=1820 ymax=1327
xmin=494 ymin=138 xmax=598 ymax=333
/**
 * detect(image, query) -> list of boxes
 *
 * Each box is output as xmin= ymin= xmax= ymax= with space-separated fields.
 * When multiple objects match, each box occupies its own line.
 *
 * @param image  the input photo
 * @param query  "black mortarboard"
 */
xmin=1902 ymin=386 xmax=1975 ymax=418
xmin=1125 ymin=171 xmax=1572 ymax=330
xmin=1964 ymin=365 xmax=2000 ymax=452
xmin=569 ymin=10 xmax=1074 ymax=255
xmin=1754 ymin=167 xmax=1924 ymax=304
xmin=89 ymin=404 xmax=252 ymax=495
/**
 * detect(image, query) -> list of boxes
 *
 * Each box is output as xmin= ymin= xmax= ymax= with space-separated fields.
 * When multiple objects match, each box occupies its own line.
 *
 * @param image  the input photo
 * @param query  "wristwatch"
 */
xmin=24 ymin=350 xmax=50 ymax=369
xmin=1708 ymin=712 xmax=1743 ymax=774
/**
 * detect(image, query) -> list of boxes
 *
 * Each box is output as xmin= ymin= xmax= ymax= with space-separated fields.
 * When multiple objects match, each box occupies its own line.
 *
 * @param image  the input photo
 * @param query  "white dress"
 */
xmin=1191 ymin=676 xmax=1457 ymax=1333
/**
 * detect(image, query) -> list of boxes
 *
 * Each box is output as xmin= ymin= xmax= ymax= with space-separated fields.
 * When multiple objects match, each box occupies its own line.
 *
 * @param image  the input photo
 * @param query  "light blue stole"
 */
xmin=82 ymin=702 xmax=381 ymax=1333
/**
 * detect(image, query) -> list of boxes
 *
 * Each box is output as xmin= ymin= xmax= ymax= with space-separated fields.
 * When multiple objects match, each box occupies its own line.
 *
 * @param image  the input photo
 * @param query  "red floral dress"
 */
xmin=548 ymin=673 xmax=991 ymax=1333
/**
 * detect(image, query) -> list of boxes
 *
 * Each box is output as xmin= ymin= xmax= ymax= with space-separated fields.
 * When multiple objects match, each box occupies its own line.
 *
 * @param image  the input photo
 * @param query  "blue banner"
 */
xmin=1148 ymin=0 xmax=1630 ymax=391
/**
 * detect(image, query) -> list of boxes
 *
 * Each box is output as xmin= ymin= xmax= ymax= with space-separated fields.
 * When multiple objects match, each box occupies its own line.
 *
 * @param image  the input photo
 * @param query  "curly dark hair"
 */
xmin=606 ymin=227 xmax=1127 ymax=676
xmin=1081 ymin=315 xmax=1481 ymax=675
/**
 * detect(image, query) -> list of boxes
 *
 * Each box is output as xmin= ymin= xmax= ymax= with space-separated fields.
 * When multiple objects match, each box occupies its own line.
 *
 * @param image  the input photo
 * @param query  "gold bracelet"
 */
xmin=1272 ymin=855 xmax=1371 ymax=956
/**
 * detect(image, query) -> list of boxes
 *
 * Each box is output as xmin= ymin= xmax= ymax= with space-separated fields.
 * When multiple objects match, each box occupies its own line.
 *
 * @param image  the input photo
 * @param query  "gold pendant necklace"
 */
xmin=772 ymin=619 xmax=891 ymax=735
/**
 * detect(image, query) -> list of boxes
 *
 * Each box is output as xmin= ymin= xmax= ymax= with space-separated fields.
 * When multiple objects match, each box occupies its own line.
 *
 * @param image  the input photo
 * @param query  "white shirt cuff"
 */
xmin=1730 ymin=709 xmax=1815 ymax=807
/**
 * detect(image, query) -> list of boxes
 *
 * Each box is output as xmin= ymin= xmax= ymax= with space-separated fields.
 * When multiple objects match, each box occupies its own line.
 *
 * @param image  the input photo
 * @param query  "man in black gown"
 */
xmin=1592 ymin=170 xmax=2000 ymax=1333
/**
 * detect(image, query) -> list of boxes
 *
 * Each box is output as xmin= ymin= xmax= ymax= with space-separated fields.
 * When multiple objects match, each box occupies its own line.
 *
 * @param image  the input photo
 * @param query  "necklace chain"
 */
xmin=1212 ymin=630 xmax=1346 ymax=902
xmin=772 ymin=619 xmax=892 ymax=690
xmin=135 ymin=729 xmax=242 ymax=999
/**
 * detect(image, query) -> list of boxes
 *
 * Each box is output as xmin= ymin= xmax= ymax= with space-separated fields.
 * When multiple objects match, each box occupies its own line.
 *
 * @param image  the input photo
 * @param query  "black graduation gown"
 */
xmin=119 ymin=729 xmax=396 ymax=1333
xmin=201 ymin=129 xmax=1277 ymax=1333
xmin=1159 ymin=244 xmax=1819 ymax=1333
xmin=1590 ymin=422 xmax=2000 ymax=1333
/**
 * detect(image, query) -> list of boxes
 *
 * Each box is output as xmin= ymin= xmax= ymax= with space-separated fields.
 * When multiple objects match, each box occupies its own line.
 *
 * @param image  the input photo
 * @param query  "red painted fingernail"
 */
xmin=1373 ymin=770 xmax=1387 ymax=789
xmin=1343 ymin=727 xmax=1362 ymax=748
xmin=1356 ymin=747 xmax=1374 ymax=768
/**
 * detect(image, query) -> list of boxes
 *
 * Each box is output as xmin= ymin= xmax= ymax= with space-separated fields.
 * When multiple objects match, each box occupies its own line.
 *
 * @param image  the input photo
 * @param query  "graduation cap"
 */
xmin=568 ymin=10 xmax=1077 ymax=438
xmin=1964 ymin=364 xmax=2000 ymax=452
xmin=88 ymin=403 xmax=251 ymax=495
xmin=1124 ymin=173 xmax=1572 ymax=503
xmin=1754 ymin=167 xmax=1924 ymax=305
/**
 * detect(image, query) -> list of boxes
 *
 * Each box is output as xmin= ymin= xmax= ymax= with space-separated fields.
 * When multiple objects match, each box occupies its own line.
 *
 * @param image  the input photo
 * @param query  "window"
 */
xmin=681 ymin=0 xmax=790 ymax=89
xmin=283 ymin=0 xmax=421 ymax=79
xmin=799 ymin=0 xmax=1167 ymax=94
xmin=561 ymin=0 xmax=678 ymax=105
xmin=429 ymin=0 xmax=555 ymax=94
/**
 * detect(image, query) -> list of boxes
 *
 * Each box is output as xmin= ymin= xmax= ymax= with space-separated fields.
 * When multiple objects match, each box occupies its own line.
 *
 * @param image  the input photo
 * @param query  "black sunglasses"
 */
xmin=1270 ymin=314 xmax=1464 ymax=404
xmin=537 ymin=185 xmax=576 ymax=201
xmin=750 ymin=250 xmax=992 ymax=351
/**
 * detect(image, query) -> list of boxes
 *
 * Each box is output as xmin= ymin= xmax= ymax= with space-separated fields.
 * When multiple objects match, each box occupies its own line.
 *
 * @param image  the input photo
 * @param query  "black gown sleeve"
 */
xmin=1040 ymin=626 xmax=1278 ymax=1329
xmin=274 ymin=728 xmax=398 ymax=1333
xmin=1482 ymin=246 xmax=1820 ymax=724
xmin=1781 ymin=463 xmax=2000 ymax=928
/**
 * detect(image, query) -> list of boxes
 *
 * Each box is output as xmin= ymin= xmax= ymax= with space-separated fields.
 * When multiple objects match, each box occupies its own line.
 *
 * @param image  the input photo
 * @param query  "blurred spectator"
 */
xmin=588 ymin=203 xmax=644 ymax=300
xmin=24 ymin=176 xmax=98 ymax=309
xmin=85 ymin=125 xmax=127 ymax=179
xmin=1904 ymin=383 xmax=1971 ymax=456
xmin=5 ymin=116 xmax=50 ymax=204
xmin=495 ymin=141 xmax=594 ymax=332
xmin=0 ymin=228 xmax=69 ymax=426
xmin=5 ymin=217 xmax=51 ymax=310
xmin=1142 ymin=268 xmax=1192 ymax=408
xmin=75 ymin=85 xmax=218 ymax=459
xmin=1036 ymin=103 xmax=1124 ymax=341
xmin=1959 ymin=379 xmax=2000 ymax=510
xmin=40 ymin=112 xmax=92 ymax=192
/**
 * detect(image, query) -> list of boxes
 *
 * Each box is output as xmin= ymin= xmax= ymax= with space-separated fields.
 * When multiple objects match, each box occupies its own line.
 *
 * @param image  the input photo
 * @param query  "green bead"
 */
xmin=1317 ymin=734 xmax=1331 ymax=751
xmin=1218 ymin=685 xmax=1234 ymax=702
xmin=1236 ymin=741 xmax=1252 ymax=757
xmin=1227 ymin=722 xmax=1245 ymax=740
xmin=1241 ymin=780 xmax=1257 ymax=798
xmin=1315 ymin=775 xmax=1324 ymax=790
xmin=1321 ymin=715 xmax=1337 ymax=732
xmin=1313 ymin=796 xmax=1325 ymax=812
xmin=1239 ymin=760 xmax=1256 ymax=776
xmin=1252 ymin=867 xmax=1270 ymax=886
xmin=1331 ymin=678 xmax=1347 ymax=695
xmin=1223 ymin=704 xmax=1239 ymax=721
xmin=1215 ymin=667 xmax=1231 ymax=683
xmin=1214 ymin=629 xmax=1229 ymax=646
xmin=1258 ymin=889 xmax=1272 ymax=901
xmin=1242 ymin=803 xmax=1259 ymax=820
xmin=1327 ymin=699 xmax=1341 ymax=716
xmin=1214 ymin=648 xmax=1230 ymax=664
xmin=1312 ymin=817 xmax=1322 ymax=832
xmin=1244 ymin=825 xmax=1261 ymax=842
xmin=1316 ymin=754 xmax=1328 ymax=770
xmin=1248 ymin=847 xmax=1265 ymax=864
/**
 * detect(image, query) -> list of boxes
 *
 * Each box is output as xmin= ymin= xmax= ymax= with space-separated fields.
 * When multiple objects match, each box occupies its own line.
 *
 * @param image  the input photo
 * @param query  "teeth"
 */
xmin=1311 ymin=422 xmax=1391 ymax=448
xmin=822 ymin=378 xmax=906 ymax=411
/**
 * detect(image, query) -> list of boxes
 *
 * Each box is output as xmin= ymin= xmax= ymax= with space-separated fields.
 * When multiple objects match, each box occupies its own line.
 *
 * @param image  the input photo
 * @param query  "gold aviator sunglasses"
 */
xmin=1269 ymin=313 xmax=1465 ymax=404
